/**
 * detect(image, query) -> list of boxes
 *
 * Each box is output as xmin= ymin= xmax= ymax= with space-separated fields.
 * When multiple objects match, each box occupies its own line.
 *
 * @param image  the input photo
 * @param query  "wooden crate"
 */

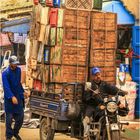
xmin=62 ymin=65 xmax=88 ymax=83
xmin=63 ymin=84 xmax=84 ymax=101
xmin=31 ymin=40 xmax=39 ymax=60
xmin=91 ymin=11 xmax=117 ymax=50
xmin=90 ymin=49 xmax=116 ymax=67
xmin=62 ymin=46 xmax=88 ymax=66
xmin=57 ymin=9 xmax=64 ymax=27
xmin=57 ymin=28 xmax=64 ymax=46
xmin=92 ymin=42 xmax=116 ymax=49
xmin=38 ymin=24 xmax=46 ymax=42
xmin=40 ymin=6 xmax=49 ymax=25
xmin=91 ymin=11 xmax=117 ymax=31
xmin=50 ymin=46 xmax=62 ymax=64
xmin=50 ymin=65 xmax=62 ymax=82
xmin=44 ymin=65 xmax=49 ymax=83
xmin=50 ymin=65 xmax=88 ymax=83
xmin=66 ymin=0 xmax=92 ymax=10
xmin=46 ymin=83 xmax=63 ymax=94
xmin=64 ymin=9 xmax=90 ymax=29
xmin=64 ymin=28 xmax=90 ymax=47
xmin=91 ymin=30 xmax=117 ymax=44
xmin=50 ymin=27 xmax=57 ymax=46
xmin=34 ymin=23 xmax=40 ymax=40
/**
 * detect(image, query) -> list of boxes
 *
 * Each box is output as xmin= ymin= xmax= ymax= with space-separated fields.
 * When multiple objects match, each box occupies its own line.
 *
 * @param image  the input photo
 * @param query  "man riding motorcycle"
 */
xmin=82 ymin=67 xmax=127 ymax=140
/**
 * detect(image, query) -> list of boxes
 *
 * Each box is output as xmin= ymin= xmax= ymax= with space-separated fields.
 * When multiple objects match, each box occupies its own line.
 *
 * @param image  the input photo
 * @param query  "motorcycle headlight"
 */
xmin=107 ymin=102 xmax=117 ymax=113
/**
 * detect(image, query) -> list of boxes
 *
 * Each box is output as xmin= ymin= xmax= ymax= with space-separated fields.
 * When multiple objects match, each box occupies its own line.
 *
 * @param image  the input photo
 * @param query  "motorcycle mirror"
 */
xmin=85 ymin=82 xmax=91 ymax=91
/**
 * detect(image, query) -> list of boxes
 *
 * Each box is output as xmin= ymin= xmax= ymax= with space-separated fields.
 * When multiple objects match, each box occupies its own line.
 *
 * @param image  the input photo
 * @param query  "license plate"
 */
xmin=110 ymin=123 xmax=119 ymax=130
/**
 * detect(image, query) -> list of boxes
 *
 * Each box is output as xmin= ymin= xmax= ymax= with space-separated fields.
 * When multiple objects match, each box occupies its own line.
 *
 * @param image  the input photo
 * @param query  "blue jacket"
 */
xmin=2 ymin=66 xmax=24 ymax=113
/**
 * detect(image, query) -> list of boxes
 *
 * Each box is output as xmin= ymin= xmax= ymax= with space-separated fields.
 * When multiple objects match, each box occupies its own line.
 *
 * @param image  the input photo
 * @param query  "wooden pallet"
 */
xmin=66 ymin=0 xmax=92 ymax=10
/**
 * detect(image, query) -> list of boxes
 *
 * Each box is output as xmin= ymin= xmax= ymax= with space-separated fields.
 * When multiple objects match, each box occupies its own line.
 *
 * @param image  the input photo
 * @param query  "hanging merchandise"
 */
xmin=46 ymin=0 xmax=53 ymax=7
xmin=44 ymin=25 xmax=51 ymax=45
xmin=50 ymin=27 xmax=56 ymax=46
xmin=50 ymin=8 xmax=58 ymax=27
xmin=44 ymin=47 xmax=50 ymax=64
xmin=119 ymin=63 xmax=125 ymax=72
xmin=57 ymin=28 xmax=63 ymax=46
xmin=34 ymin=0 xmax=39 ymax=5
xmin=57 ymin=9 xmax=64 ymax=27
xmin=0 ymin=33 xmax=12 ymax=46
xmin=125 ymin=58 xmax=132 ymax=81
xmin=53 ymin=0 xmax=61 ymax=7
xmin=40 ymin=7 xmax=49 ymax=25
xmin=13 ymin=33 xmax=27 ymax=44
xmin=118 ymin=63 xmax=126 ymax=86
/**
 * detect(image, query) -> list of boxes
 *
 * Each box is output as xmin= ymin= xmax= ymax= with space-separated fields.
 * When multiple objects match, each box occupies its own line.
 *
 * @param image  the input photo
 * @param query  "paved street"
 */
xmin=1 ymin=122 xmax=139 ymax=140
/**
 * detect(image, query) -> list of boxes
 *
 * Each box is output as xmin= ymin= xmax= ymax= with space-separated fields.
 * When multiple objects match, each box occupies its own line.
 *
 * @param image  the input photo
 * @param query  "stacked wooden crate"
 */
xmin=66 ymin=0 xmax=92 ymax=10
xmin=26 ymin=4 xmax=89 ymax=99
xmin=26 ymin=1 xmax=118 ymax=99
xmin=49 ymin=9 xmax=90 ymax=84
xmin=89 ymin=11 xmax=117 ymax=84
xmin=26 ymin=4 xmax=50 ymax=92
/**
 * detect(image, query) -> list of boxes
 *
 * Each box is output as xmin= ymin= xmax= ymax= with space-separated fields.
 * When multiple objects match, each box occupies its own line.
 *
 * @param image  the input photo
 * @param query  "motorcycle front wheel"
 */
xmin=111 ymin=130 xmax=121 ymax=140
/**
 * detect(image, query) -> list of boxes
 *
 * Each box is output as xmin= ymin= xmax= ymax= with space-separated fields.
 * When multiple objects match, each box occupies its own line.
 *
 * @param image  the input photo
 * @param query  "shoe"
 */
xmin=14 ymin=135 xmax=22 ymax=140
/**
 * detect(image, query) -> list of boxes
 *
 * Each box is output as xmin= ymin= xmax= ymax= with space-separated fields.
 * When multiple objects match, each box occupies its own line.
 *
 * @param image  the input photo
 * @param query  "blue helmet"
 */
xmin=91 ymin=67 xmax=101 ymax=75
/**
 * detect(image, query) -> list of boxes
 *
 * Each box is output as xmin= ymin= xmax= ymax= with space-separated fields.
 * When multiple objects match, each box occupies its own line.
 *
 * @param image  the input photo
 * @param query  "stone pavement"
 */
xmin=0 ymin=120 xmax=139 ymax=140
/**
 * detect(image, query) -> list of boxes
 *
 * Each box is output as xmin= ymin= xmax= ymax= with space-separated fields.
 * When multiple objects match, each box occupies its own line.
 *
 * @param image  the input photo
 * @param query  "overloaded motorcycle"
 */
xmin=85 ymin=83 xmax=129 ymax=140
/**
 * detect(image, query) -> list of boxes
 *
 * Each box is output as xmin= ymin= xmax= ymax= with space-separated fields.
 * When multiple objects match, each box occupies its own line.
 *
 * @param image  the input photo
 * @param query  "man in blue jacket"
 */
xmin=2 ymin=55 xmax=29 ymax=140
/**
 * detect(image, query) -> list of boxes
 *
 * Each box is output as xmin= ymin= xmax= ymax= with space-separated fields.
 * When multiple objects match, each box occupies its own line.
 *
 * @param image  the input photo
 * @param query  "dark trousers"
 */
xmin=5 ymin=111 xmax=24 ymax=139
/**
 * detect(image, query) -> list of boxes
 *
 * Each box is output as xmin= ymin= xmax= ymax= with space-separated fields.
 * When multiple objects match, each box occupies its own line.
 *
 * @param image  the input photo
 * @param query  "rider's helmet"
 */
xmin=91 ymin=67 xmax=101 ymax=75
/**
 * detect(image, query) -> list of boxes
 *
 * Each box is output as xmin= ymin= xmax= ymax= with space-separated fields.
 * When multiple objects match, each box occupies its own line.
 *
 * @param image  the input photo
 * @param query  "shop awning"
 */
xmin=1 ymin=18 xmax=30 ymax=34
xmin=102 ymin=1 xmax=135 ymax=25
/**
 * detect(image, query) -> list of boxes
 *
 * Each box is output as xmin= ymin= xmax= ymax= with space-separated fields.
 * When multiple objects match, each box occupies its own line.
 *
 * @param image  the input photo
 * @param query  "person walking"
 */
xmin=2 ymin=55 xmax=29 ymax=140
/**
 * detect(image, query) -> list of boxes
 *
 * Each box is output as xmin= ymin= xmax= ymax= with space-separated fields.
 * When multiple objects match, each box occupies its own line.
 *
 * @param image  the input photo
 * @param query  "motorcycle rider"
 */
xmin=83 ymin=67 xmax=127 ymax=140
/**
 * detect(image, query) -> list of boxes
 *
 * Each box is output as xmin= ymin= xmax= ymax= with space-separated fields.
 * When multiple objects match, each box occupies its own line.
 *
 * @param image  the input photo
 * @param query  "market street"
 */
xmin=0 ymin=122 xmax=139 ymax=140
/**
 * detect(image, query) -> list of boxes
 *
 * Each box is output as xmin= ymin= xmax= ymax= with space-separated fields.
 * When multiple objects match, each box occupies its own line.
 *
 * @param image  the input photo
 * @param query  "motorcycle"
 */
xmin=85 ymin=83 xmax=129 ymax=140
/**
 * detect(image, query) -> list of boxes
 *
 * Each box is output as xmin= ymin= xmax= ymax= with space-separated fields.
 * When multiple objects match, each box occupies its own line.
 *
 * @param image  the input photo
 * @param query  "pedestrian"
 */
xmin=2 ymin=55 xmax=29 ymax=140
xmin=82 ymin=67 xmax=127 ymax=140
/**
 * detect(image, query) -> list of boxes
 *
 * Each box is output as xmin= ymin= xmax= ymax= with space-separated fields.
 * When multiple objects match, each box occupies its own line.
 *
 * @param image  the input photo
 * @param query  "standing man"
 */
xmin=2 ymin=55 xmax=29 ymax=140
xmin=83 ymin=67 xmax=127 ymax=140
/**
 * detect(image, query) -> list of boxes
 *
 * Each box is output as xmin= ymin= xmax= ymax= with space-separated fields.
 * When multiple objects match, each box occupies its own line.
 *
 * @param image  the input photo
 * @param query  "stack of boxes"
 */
xmin=89 ymin=12 xmax=117 ymax=84
xmin=26 ymin=1 xmax=117 ymax=100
